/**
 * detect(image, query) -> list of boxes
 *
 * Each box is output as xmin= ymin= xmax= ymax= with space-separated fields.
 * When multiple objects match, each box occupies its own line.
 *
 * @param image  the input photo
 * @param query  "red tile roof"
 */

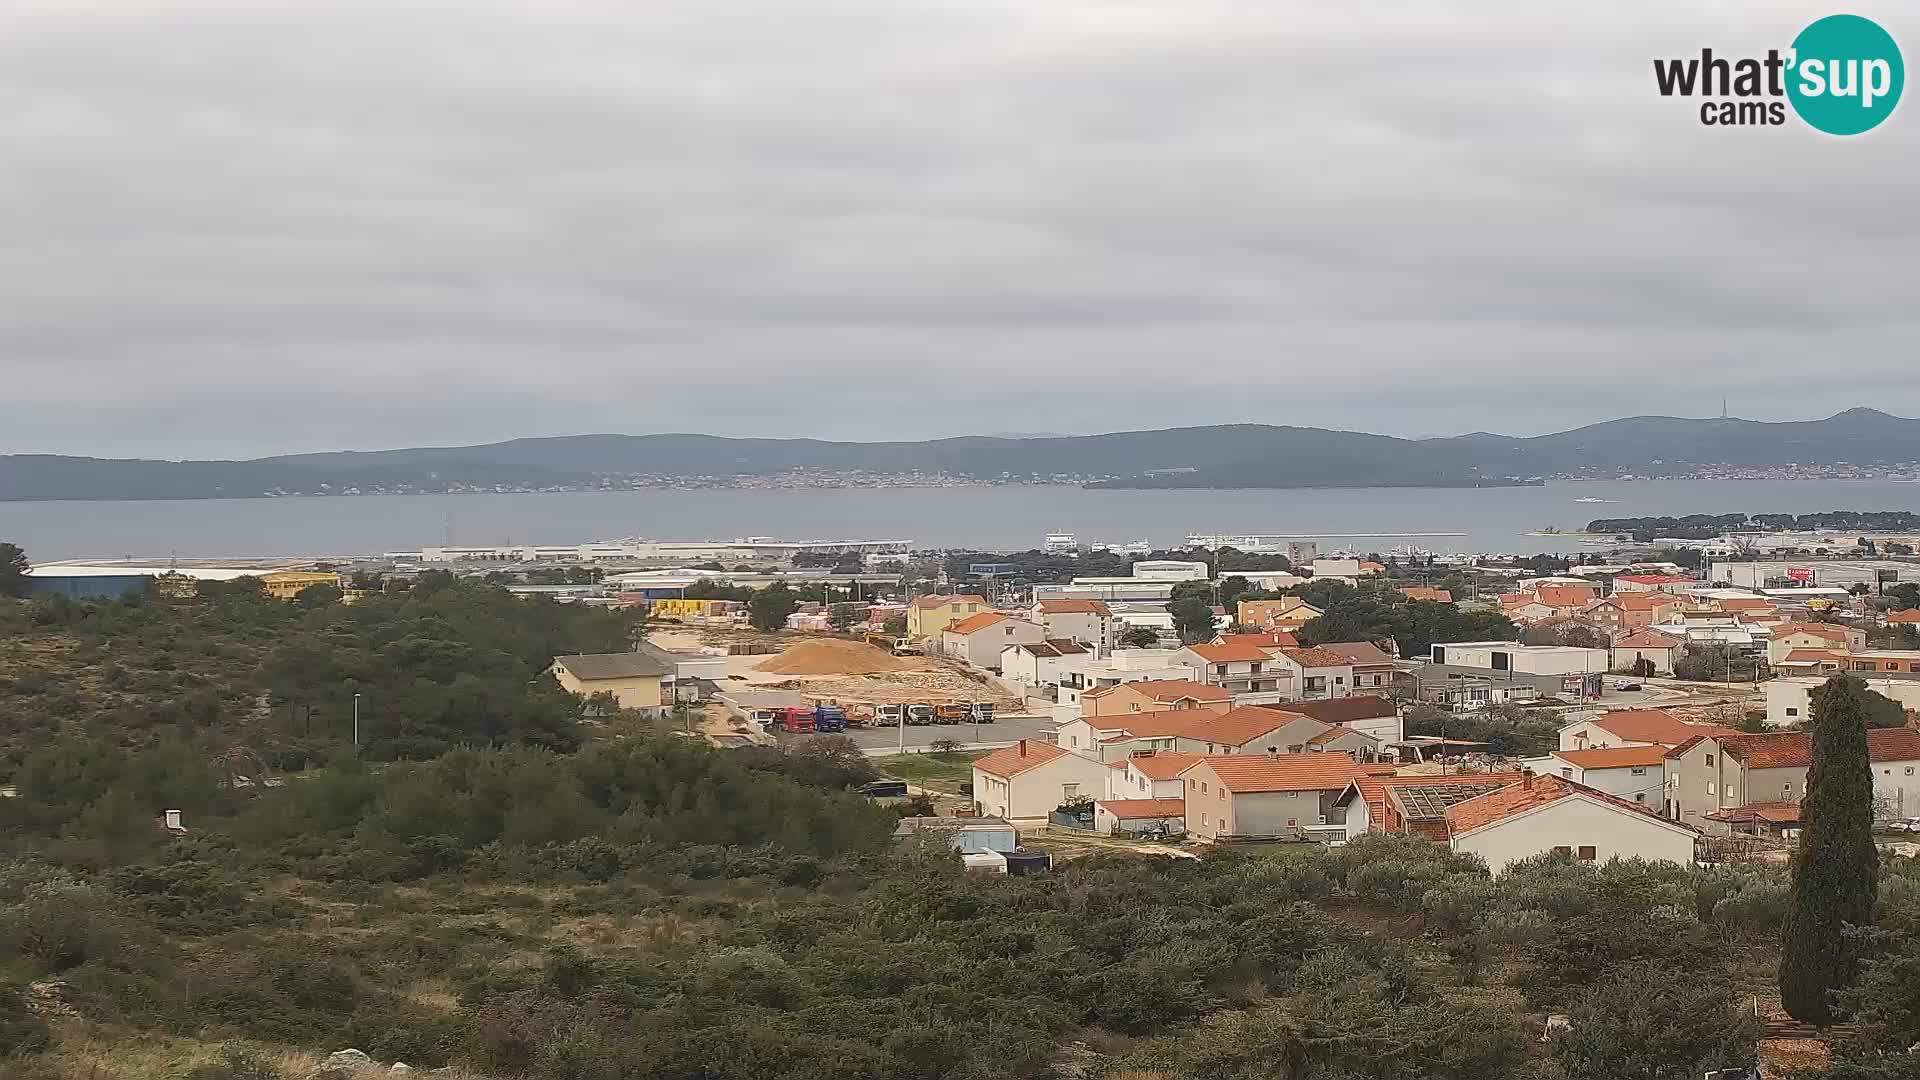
xmin=1779 ymin=649 xmax=1847 ymax=664
xmin=1535 ymin=585 xmax=1598 ymax=608
xmin=1186 ymin=642 xmax=1277 ymax=663
xmin=1095 ymin=797 xmax=1188 ymax=819
xmin=1608 ymin=592 xmax=1684 ymax=611
xmin=1552 ymin=745 xmax=1669 ymax=770
xmin=1586 ymin=709 xmax=1736 ymax=747
xmin=944 ymin=611 xmax=1011 ymax=635
xmin=1182 ymin=706 xmax=1311 ymax=747
xmin=1122 ymin=751 xmax=1205 ymax=779
xmin=1189 ymin=753 xmax=1358 ymax=793
xmin=1705 ymin=800 xmax=1803 ymax=825
xmin=1126 ymin=679 xmax=1232 ymax=703
xmin=1716 ymin=597 xmax=1776 ymax=611
xmin=1614 ymin=630 xmax=1682 ymax=649
xmin=1280 ymin=646 xmax=1354 ymax=668
xmin=973 ymin=739 xmax=1070 ymax=778
xmin=1889 ymin=609 xmax=1920 ymax=624
xmin=1444 ymin=773 xmax=1690 ymax=836
xmin=1037 ymin=599 xmax=1113 ymax=616
xmin=1776 ymin=623 xmax=1850 ymax=640
xmin=1398 ymin=586 xmax=1453 ymax=603
xmin=1691 ymin=728 xmax=1920 ymax=770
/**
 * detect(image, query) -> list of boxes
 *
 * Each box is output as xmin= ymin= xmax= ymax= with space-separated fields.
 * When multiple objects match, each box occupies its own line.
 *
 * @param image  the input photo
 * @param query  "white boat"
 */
xmin=1573 ymin=497 xmax=1614 ymax=504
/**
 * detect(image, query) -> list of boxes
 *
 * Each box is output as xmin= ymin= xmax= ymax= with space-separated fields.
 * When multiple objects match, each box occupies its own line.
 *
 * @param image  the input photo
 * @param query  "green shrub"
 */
xmin=0 ymin=983 xmax=52 ymax=1058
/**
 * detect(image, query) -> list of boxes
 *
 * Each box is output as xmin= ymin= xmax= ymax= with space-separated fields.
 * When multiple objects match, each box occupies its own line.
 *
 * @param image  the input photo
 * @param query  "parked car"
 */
xmin=1615 ymin=682 xmax=1643 ymax=692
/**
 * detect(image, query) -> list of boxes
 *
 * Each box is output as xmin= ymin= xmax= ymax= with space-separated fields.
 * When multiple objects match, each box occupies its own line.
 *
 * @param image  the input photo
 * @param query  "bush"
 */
xmin=0 ymin=983 xmax=52 ymax=1058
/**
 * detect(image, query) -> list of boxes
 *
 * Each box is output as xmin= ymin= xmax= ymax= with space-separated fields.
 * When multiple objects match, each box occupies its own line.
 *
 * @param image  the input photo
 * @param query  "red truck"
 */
xmin=773 ymin=706 xmax=817 ymax=734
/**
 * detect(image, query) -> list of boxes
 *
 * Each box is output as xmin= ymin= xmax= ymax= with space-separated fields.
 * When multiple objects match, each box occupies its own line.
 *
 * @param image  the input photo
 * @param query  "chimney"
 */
xmin=1018 ymin=739 xmax=1027 ymax=757
xmin=164 ymin=809 xmax=183 ymax=830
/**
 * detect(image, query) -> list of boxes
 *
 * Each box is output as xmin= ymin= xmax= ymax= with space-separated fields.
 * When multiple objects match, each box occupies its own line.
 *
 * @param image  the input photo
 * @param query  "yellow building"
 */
xmin=260 ymin=571 xmax=344 ymax=601
xmin=550 ymin=650 xmax=676 ymax=716
xmin=906 ymin=593 xmax=990 ymax=640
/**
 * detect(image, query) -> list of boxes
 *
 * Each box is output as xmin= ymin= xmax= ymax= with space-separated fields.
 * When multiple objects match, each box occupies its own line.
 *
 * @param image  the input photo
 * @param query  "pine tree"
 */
xmin=1778 ymin=674 xmax=1880 ymax=1023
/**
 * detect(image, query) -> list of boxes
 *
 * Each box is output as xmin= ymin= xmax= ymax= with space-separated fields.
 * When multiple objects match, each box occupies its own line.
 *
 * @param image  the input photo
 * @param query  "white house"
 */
xmin=1130 ymin=560 xmax=1210 ymax=582
xmin=1030 ymin=599 xmax=1116 ymax=654
xmin=1178 ymin=641 xmax=1294 ymax=704
xmin=1768 ymin=675 xmax=1920 ymax=728
xmin=1557 ymin=709 xmax=1734 ymax=752
xmin=1104 ymin=750 xmax=1203 ymax=801
xmin=1443 ymin=774 xmax=1701 ymax=875
xmin=1429 ymin=641 xmax=1610 ymax=676
xmin=1272 ymin=647 xmax=1357 ymax=700
xmin=999 ymin=639 xmax=1090 ymax=690
xmin=971 ymin=740 xmax=1113 ymax=822
xmin=1611 ymin=629 xmax=1683 ymax=676
xmin=1289 ymin=696 xmax=1404 ymax=743
xmin=1518 ymin=745 xmax=1668 ymax=808
xmin=939 ymin=612 xmax=1045 ymax=671
xmin=1054 ymin=649 xmax=1197 ymax=707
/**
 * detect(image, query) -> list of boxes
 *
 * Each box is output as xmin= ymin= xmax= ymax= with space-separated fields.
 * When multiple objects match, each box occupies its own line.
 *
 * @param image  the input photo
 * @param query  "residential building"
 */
xmin=1214 ymin=629 xmax=1299 ymax=649
xmin=1060 ymin=705 xmax=1340 ymax=762
xmin=1842 ymin=649 xmax=1920 ymax=676
xmin=1336 ymin=772 xmax=1523 ymax=839
xmin=1237 ymin=597 xmax=1323 ymax=633
xmin=1031 ymin=578 xmax=1178 ymax=604
xmin=1665 ymin=727 xmax=1920 ymax=826
xmin=999 ymin=639 xmax=1089 ymax=690
xmin=1398 ymin=663 xmax=1568 ymax=709
xmin=1889 ymin=609 xmax=1920 ymax=626
xmin=1030 ymin=599 xmax=1115 ymax=653
xmin=1104 ymin=750 xmax=1204 ymax=801
xmin=1558 ymin=708 xmax=1736 ymax=752
xmin=906 ymin=594 xmax=989 ymax=640
xmin=1309 ymin=558 xmax=1363 ymax=583
xmin=1501 ymin=600 xmax=1560 ymax=625
xmin=940 ymin=612 xmax=1045 ymax=670
xmin=1767 ymin=674 xmax=1920 ymax=726
xmin=1181 ymin=753 xmax=1359 ymax=842
xmin=1612 ymin=629 xmax=1684 ymax=675
xmin=1313 ymin=641 xmax=1399 ymax=693
xmin=1306 ymin=723 xmax=1385 ymax=759
xmin=1775 ymin=649 xmax=1849 ymax=677
xmin=550 ymin=652 xmax=673 ymax=715
xmin=1444 ymin=774 xmax=1700 ymax=874
xmin=1078 ymin=678 xmax=1232 ymax=720
xmin=971 ymin=740 xmax=1113 ymax=822
xmin=1398 ymin=586 xmax=1453 ymax=603
xmin=1520 ymin=745 xmax=1668 ymax=806
xmin=1767 ymin=623 xmax=1867 ymax=664
xmin=1055 ymin=649 xmax=1198 ymax=707
xmin=1178 ymin=641 xmax=1294 ymax=703
xmin=1093 ymin=798 xmax=1187 ymax=835
xmin=1613 ymin=574 xmax=1695 ymax=592
xmin=1582 ymin=592 xmax=1684 ymax=632
xmin=1273 ymin=646 xmax=1357 ymax=700
xmin=1282 ymin=695 xmax=1404 ymax=742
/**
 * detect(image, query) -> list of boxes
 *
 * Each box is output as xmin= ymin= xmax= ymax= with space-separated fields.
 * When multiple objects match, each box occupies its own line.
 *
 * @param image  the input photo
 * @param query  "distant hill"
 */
xmin=5 ymin=408 xmax=1918 ymax=500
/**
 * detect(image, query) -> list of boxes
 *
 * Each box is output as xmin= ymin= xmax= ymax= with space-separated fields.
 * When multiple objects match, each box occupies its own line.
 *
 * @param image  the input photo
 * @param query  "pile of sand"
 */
xmin=755 ymin=639 xmax=915 ymax=676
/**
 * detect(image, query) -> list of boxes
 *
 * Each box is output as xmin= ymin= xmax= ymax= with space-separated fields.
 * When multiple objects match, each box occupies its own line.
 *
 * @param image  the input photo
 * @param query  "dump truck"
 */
xmin=813 ymin=705 xmax=848 ymax=733
xmin=933 ymin=703 xmax=969 ymax=724
xmin=774 ymin=706 xmax=817 ymax=734
xmin=875 ymin=704 xmax=905 ymax=726
xmin=906 ymin=703 xmax=936 ymax=726
xmin=968 ymin=702 xmax=996 ymax=725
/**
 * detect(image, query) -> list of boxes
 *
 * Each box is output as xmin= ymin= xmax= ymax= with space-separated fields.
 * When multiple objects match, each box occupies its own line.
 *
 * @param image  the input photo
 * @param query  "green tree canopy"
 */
xmin=0 ymin=542 xmax=28 ymax=598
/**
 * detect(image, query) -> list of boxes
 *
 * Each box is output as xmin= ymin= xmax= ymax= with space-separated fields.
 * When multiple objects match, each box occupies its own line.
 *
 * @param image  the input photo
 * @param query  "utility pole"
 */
xmin=352 ymin=693 xmax=361 ymax=750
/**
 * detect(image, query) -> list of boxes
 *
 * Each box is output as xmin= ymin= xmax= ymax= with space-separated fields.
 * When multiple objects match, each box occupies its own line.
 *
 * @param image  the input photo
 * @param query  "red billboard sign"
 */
xmin=1787 ymin=567 xmax=1814 ymax=582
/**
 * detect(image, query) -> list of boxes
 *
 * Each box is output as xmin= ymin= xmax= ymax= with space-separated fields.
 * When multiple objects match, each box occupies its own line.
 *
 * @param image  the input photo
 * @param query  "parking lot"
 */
xmin=837 ymin=711 xmax=1058 ymax=754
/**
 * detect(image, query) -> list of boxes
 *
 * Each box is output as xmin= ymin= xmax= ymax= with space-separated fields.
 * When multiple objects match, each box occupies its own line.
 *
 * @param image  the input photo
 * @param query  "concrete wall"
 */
xmin=1453 ymin=796 xmax=1697 ymax=875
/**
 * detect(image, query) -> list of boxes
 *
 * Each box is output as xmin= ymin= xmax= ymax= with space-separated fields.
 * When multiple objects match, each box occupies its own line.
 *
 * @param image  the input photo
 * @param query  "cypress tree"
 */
xmin=1778 ymin=674 xmax=1879 ymax=1024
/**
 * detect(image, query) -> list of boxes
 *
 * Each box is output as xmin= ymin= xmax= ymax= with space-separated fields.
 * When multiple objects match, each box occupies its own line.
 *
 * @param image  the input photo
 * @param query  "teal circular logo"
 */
xmin=1787 ymin=14 xmax=1903 ymax=135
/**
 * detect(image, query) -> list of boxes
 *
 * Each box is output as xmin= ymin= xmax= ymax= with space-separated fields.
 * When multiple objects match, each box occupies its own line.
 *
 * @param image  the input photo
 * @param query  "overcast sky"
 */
xmin=2 ymin=0 xmax=1916 ymax=458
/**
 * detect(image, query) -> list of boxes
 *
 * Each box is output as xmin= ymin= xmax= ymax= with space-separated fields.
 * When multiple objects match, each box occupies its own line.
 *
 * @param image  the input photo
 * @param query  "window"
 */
xmin=1707 ymin=781 xmax=1716 ymax=795
xmin=1201 ymin=813 xmax=1208 ymax=826
xmin=1634 ymin=793 xmax=1645 ymax=803
xmin=1578 ymin=846 xmax=1597 ymax=862
xmin=1908 ymin=767 xmax=1916 ymax=776
xmin=1787 ymin=707 xmax=1799 ymax=717
xmin=1630 ymin=767 xmax=1646 ymax=776
xmin=1218 ymin=789 xmax=1225 ymax=801
xmin=1069 ymin=735 xmax=1078 ymax=747
xmin=1705 ymin=754 xmax=1714 ymax=766
xmin=1552 ymin=845 xmax=1572 ymax=856
xmin=1201 ymin=782 xmax=1208 ymax=794
xmin=1062 ymin=784 xmax=1078 ymax=798
xmin=1559 ymin=768 xmax=1572 ymax=779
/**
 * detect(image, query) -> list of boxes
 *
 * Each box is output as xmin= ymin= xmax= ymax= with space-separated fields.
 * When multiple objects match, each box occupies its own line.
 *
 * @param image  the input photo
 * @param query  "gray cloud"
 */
xmin=1 ymin=0 xmax=1915 ymax=456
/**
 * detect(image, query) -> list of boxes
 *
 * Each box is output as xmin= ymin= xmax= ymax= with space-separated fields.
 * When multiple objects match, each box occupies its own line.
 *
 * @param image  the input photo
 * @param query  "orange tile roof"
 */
xmin=1536 ymin=585 xmax=1598 ymax=608
xmin=1695 ymin=728 xmax=1920 ymax=770
xmin=944 ymin=611 xmax=1010 ymax=635
xmin=1314 ymin=641 xmax=1397 ymax=665
xmin=1587 ymin=709 xmax=1736 ymax=747
xmin=1552 ymin=745 xmax=1669 ymax=769
xmin=1608 ymin=592 xmax=1683 ymax=611
xmin=1614 ymin=630 xmax=1681 ymax=649
xmin=1889 ymin=609 xmax=1920 ymax=624
xmin=1398 ymin=586 xmax=1454 ymax=603
xmin=1779 ymin=649 xmax=1847 ymax=664
xmin=911 ymin=593 xmax=985 ymax=609
xmin=1183 ymin=706 xmax=1310 ymax=747
xmin=1705 ymin=800 xmax=1802 ymax=824
xmin=1280 ymin=646 xmax=1354 ymax=668
xmin=1444 ymin=773 xmax=1688 ymax=836
xmin=1096 ymin=797 xmax=1188 ymax=819
xmin=1037 ymin=599 xmax=1112 ymax=615
xmin=1190 ymin=752 xmax=1358 ymax=793
xmin=1186 ymin=641 xmax=1277 ymax=663
xmin=1122 ymin=751 xmax=1205 ymax=779
xmin=972 ymin=739 xmax=1070 ymax=778
xmin=1775 ymin=623 xmax=1851 ymax=640
xmin=1716 ymin=597 xmax=1775 ymax=611
xmin=1218 ymin=630 xmax=1299 ymax=649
